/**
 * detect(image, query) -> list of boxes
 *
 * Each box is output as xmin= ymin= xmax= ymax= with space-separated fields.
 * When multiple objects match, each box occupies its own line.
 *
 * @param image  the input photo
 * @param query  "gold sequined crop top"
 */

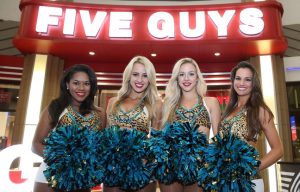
xmin=172 ymin=96 xmax=211 ymax=128
xmin=56 ymin=105 xmax=102 ymax=130
xmin=107 ymin=101 xmax=150 ymax=134
xmin=220 ymin=107 xmax=258 ymax=142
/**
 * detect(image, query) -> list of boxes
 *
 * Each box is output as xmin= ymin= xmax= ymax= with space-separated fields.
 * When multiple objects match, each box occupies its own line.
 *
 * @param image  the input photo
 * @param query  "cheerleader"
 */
xmin=218 ymin=61 xmax=283 ymax=191
xmin=104 ymin=56 xmax=163 ymax=192
xmin=159 ymin=58 xmax=221 ymax=192
xmin=32 ymin=64 xmax=106 ymax=192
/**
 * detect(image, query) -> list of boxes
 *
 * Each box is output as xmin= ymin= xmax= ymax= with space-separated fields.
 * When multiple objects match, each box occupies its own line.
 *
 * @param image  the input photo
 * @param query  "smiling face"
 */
xmin=233 ymin=67 xmax=253 ymax=97
xmin=177 ymin=62 xmax=198 ymax=93
xmin=66 ymin=71 xmax=91 ymax=106
xmin=129 ymin=62 xmax=149 ymax=93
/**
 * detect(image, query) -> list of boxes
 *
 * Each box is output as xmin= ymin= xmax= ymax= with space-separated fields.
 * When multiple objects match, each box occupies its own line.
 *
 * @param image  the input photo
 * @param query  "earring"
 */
xmin=67 ymin=87 xmax=69 ymax=90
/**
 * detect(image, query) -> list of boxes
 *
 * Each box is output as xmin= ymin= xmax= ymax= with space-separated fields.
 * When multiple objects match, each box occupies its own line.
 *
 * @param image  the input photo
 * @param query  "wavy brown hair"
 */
xmin=222 ymin=61 xmax=274 ymax=140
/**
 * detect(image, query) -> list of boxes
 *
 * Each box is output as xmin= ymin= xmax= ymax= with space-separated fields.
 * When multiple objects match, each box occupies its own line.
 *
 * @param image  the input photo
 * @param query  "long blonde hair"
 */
xmin=162 ymin=58 xmax=207 ymax=126
xmin=110 ymin=56 xmax=159 ymax=120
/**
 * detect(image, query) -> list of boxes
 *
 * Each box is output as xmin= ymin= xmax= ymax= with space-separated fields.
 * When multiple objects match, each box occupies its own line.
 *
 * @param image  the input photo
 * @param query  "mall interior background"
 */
xmin=0 ymin=0 xmax=300 ymax=191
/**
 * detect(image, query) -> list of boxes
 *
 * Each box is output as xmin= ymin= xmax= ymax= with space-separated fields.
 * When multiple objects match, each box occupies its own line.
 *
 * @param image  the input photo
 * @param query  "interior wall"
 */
xmin=0 ymin=0 xmax=21 ymax=21
xmin=284 ymin=56 xmax=300 ymax=82
xmin=278 ymin=0 xmax=300 ymax=26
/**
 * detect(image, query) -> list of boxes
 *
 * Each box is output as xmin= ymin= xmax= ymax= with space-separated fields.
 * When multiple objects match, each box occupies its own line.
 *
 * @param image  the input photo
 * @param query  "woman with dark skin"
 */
xmin=32 ymin=64 xmax=106 ymax=192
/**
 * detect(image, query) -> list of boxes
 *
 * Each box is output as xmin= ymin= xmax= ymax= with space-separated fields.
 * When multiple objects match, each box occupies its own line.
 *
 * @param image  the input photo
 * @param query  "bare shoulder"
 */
xmin=203 ymin=96 xmax=220 ymax=106
xmin=155 ymin=97 xmax=163 ymax=108
xmin=94 ymin=105 xmax=105 ymax=114
xmin=94 ymin=105 xmax=107 ymax=129
xmin=106 ymin=96 xmax=117 ymax=113
xmin=34 ymin=106 xmax=53 ymax=139
xmin=39 ymin=105 xmax=52 ymax=122
xmin=108 ymin=96 xmax=117 ymax=104
xmin=259 ymin=106 xmax=273 ymax=123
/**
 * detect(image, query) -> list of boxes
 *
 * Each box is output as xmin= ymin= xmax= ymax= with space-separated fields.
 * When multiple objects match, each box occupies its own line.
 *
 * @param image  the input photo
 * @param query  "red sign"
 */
xmin=13 ymin=0 xmax=287 ymax=63
xmin=17 ymin=0 xmax=285 ymax=41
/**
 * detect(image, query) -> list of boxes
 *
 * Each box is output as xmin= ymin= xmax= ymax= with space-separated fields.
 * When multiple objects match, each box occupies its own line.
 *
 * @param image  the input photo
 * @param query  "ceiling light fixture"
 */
xmin=151 ymin=53 xmax=157 ymax=57
xmin=214 ymin=52 xmax=221 ymax=56
xmin=89 ymin=51 xmax=95 ymax=56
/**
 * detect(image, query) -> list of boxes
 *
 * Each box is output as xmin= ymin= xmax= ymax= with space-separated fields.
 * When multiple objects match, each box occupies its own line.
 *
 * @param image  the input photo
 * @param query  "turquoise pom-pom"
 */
xmin=43 ymin=125 xmax=104 ymax=191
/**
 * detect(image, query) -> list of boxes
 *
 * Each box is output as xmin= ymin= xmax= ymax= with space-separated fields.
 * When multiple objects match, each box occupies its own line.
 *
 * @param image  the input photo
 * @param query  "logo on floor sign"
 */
xmin=0 ymin=144 xmax=42 ymax=192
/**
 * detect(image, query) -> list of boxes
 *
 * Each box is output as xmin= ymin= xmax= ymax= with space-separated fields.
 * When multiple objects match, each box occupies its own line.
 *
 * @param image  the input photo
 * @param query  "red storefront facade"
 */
xmin=0 ymin=0 xmax=291 ymax=191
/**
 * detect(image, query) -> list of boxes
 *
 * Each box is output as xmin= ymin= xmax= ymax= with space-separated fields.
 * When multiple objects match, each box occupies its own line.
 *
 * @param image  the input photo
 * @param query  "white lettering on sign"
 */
xmin=109 ymin=12 xmax=133 ymax=38
xmin=35 ymin=6 xmax=265 ymax=39
xmin=208 ymin=10 xmax=236 ymax=37
xmin=36 ymin=6 xmax=62 ymax=33
xmin=240 ymin=8 xmax=264 ymax=35
xmin=63 ymin=9 xmax=76 ymax=35
xmin=80 ymin=10 xmax=107 ymax=37
xmin=148 ymin=12 xmax=175 ymax=39
xmin=179 ymin=11 xmax=205 ymax=38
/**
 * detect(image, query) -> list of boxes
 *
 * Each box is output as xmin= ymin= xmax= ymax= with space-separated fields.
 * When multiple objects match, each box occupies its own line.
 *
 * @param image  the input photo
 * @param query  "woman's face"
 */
xmin=130 ymin=63 xmax=149 ymax=93
xmin=177 ymin=62 xmax=198 ymax=93
xmin=66 ymin=71 xmax=91 ymax=106
xmin=234 ymin=67 xmax=253 ymax=97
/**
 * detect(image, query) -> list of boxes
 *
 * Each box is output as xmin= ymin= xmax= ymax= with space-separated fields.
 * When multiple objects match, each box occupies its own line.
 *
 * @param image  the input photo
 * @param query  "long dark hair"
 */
xmin=222 ymin=61 xmax=274 ymax=140
xmin=48 ymin=64 xmax=97 ymax=127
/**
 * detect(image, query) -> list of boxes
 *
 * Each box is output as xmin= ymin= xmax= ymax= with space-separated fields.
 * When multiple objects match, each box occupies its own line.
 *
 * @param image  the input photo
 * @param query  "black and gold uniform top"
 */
xmin=220 ymin=107 xmax=258 ymax=142
xmin=107 ymin=100 xmax=150 ymax=134
xmin=56 ymin=105 xmax=102 ymax=130
xmin=172 ymin=96 xmax=211 ymax=128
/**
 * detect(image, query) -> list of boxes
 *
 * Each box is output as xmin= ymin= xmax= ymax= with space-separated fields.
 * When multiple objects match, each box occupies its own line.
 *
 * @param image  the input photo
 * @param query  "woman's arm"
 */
xmin=105 ymin=97 xmax=116 ymax=128
xmin=31 ymin=107 xmax=53 ymax=157
xmin=204 ymin=97 xmax=221 ymax=136
xmin=258 ymin=107 xmax=283 ymax=171
xmin=151 ymin=98 xmax=163 ymax=131
xmin=95 ymin=106 xmax=107 ymax=130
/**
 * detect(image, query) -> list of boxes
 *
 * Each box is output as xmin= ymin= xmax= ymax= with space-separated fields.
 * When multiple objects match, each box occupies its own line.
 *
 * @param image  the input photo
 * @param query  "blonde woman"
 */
xmin=104 ymin=56 xmax=163 ymax=192
xmin=160 ymin=58 xmax=221 ymax=192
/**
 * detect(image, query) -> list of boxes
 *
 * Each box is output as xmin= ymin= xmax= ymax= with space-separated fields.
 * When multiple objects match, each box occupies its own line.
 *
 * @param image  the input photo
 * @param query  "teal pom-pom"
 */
xmin=172 ymin=122 xmax=208 ymax=185
xmin=145 ymin=124 xmax=176 ymax=184
xmin=43 ymin=125 xmax=104 ymax=191
xmin=198 ymin=131 xmax=260 ymax=192
xmin=146 ymin=122 xmax=208 ymax=185
xmin=99 ymin=126 xmax=152 ymax=190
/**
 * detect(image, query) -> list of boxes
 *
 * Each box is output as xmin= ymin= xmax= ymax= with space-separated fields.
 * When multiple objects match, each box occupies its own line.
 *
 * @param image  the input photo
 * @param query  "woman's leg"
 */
xmin=102 ymin=186 xmax=124 ymax=192
xmin=33 ymin=182 xmax=54 ymax=192
xmin=71 ymin=189 xmax=91 ymax=192
xmin=33 ymin=182 xmax=91 ymax=192
xmin=138 ymin=181 xmax=157 ymax=192
xmin=159 ymin=182 xmax=184 ymax=192
xmin=182 ymin=183 xmax=203 ymax=192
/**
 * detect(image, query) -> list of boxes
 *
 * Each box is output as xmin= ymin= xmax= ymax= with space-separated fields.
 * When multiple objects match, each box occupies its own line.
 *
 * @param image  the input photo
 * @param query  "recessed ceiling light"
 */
xmin=89 ymin=51 xmax=95 ymax=56
xmin=151 ymin=53 xmax=157 ymax=57
xmin=214 ymin=52 xmax=221 ymax=56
